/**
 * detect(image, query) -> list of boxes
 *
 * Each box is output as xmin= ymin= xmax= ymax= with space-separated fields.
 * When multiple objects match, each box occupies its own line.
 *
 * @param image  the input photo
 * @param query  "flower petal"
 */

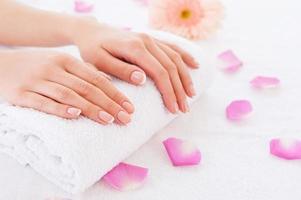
xmin=250 ymin=76 xmax=280 ymax=89
xmin=270 ymin=138 xmax=301 ymax=160
xmin=226 ymin=100 xmax=253 ymax=121
xmin=134 ymin=0 xmax=149 ymax=6
xmin=74 ymin=0 xmax=94 ymax=13
xmin=103 ymin=163 xmax=148 ymax=191
xmin=218 ymin=50 xmax=243 ymax=73
xmin=163 ymin=137 xmax=201 ymax=166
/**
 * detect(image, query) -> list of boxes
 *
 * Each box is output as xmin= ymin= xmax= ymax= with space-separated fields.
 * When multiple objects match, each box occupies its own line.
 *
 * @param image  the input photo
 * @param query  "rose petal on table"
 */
xmin=226 ymin=100 xmax=253 ymax=121
xmin=250 ymin=76 xmax=280 ymax=89
xmin=270 ymin=138 xmax=301 ymax=160
xmin=103 ymin=162 xmax=148 ymax=191
xmin=74 ymin=0 xmax=94 ymax=13
xmin=163 ymin=137 xmax=201 ymax=166
xmin=218 ymin=50 xmax=243 ymax=73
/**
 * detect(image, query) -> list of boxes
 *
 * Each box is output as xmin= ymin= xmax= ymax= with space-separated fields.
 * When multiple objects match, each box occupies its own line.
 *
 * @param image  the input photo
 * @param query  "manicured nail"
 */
xmin=184 ymin=101 xmax=190 ymax=113
xmin=193 ymin=58 xmax=200 ymax=67
xmin=130 ymin=71 xmax=146 ymax=85
xmin=117 ymin=111 xmax=131 ymax=124
xmin=67 ymin=107 xmax=81 ymax=117
xmin=174 ymin=103 xmax=179 ymax=113
xmin=98 ymin=111 xmax=114 ymax=123
xmin=189 ymin=84 xmax=196 ymax=96
xmin=122 ymin=101 xmax=135 ymax=113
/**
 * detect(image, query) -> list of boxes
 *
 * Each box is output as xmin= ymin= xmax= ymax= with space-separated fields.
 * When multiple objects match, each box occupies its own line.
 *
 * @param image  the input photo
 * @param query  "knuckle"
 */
xmin=111 ymin=91 xmax=125 ymax=102
xmin=36 ymin=99 xmax=48 ymax=111
xmin=77 ymin=81 xmax=91 ymax=97
xmin=129 ymin=39 xmax=144 ymax=50
xmin=139 ymin=33 xmax=152 ymax=43
xmin=170 ymin=52 xmax=181 ymax=62
xmin=157 ymin=69 xmax=169 ymax=80
xmin=92 ymin=74 xmax=107 ymax=86
xmin=105 ymin=100 xmax=119 ymax=112
xmin=166 ymin=64 xmax=178 ymax=73
xmin=56 ymin=87 xmax=71 ymax=100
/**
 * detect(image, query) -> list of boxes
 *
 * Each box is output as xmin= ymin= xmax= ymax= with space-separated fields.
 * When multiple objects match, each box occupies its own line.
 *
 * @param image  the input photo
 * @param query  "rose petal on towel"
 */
xmin=163 ymin=137 xmax=201 ymax=166
xmin=74 ymin=0 xmax=94 ymax=13
xmin=103 ymin=163 xmax=148 ymax=191
xmin=270 ymin=138 xmax=301 ymax=160
xmin=250 ymin=76 xmax=280 ymax=89
xmin=218 ymin=50 xmax=243 ymax=73
xmin=226 ymin=100 xmax=253 ymax=121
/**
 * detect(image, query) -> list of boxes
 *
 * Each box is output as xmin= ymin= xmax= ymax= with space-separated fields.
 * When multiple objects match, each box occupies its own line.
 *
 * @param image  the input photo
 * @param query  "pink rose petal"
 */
xmin=270 ymin=138 xmax=301 ymax=160
xmin=163 ymin=137 xmax=201 ymax=166
xmin=250 ymin=76 xmax=280 ymax=89
xmin=218 ymin=50 xmax=243 ymax=73
xmin=74 ymin=0 xmax=94 ymax=13
xmin=122 ymin=27 xmax=132 ymax=31
xmin=103 ymin=162 xmax=148 ymax=191
xmin=226 ymin=100 xmax=253 ymax=121
xmin=134 ymin=0 xmax=149 ymax=6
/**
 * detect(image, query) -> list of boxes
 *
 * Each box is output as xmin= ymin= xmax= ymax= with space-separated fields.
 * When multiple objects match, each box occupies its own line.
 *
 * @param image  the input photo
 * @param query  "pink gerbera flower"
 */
xmin=149 ymin=0 xmax=224 ymax=40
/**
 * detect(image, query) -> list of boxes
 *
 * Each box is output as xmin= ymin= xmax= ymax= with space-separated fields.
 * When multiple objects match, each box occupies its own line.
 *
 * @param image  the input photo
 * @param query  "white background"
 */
xmin=0 ymin=0 xmax=301 ymax=199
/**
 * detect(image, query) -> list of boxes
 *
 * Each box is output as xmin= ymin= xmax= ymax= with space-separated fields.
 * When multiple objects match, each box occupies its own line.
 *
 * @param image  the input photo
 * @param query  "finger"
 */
xmin=63 ymin=59 xmax=135 ymax=115
xmin=85 ymin=63 xmax=112 ymax=81
xmin=31 ymin=81 xmax=116 ymax=125
xmin=157 ymin=39 xmax=199 ymax=68
xmin=17 ymin=92 xmax=81 ymax=119
xmin=95 ymin=49 xmax=146 ymax=86
xmin=142 ymin=36 xmax=189 ymax=113
xmin=127 ymin=35 xmax=178 ymax=113
xmin=157 ymin=42 xmax=196 ymax=98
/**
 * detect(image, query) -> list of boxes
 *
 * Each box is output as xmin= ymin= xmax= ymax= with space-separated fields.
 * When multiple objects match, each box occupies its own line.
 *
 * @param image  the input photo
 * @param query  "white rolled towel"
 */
xmin=0 ymin=31 xmax=213 ymax=193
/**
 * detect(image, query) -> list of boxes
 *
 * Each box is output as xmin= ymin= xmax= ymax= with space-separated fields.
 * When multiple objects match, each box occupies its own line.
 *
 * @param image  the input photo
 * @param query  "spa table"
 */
xmin=0 ymin=0 xmax=301 ymax=199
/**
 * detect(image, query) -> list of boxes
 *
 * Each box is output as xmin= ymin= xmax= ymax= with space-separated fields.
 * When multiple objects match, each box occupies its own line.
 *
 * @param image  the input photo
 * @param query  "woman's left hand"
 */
xmin=72 ymin=19 xmax=199 ymax=114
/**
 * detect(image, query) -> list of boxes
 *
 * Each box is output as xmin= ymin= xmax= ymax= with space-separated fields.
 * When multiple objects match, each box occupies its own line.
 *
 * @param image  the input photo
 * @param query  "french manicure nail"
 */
xmin=189 ymin=84 xmax=196 ymax=96
xmin=98 ymin=111 xmax=114 ymax=123
xmin=117 ymin=111 xmax=131 ymax=124
xmin=184 ymin=101 xmax=190 ymax=113
xmin=67 ymin=107 xmax=81 ymax=117
xmin=174 ymin=103 xmax=179 ymax=113
xmin=130 ymin=71 xmax=146 ymax=85
xmin=122 ymin=101 xmax=135 ymax=113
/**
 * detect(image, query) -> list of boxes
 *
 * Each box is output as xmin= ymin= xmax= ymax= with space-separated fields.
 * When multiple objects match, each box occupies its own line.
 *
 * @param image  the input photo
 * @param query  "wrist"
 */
xmin=64 ymin=16 xmax=102 ymax=45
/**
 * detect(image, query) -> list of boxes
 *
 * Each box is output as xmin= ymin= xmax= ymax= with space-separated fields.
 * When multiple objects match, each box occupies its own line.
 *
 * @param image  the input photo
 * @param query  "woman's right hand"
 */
xmin=0 ymin=50 xmax=134 ymax=125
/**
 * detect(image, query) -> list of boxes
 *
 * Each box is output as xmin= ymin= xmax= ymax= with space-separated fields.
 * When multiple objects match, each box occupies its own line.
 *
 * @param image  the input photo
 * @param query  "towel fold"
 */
xmin=0 ymin=31 xmax=213 ymax=194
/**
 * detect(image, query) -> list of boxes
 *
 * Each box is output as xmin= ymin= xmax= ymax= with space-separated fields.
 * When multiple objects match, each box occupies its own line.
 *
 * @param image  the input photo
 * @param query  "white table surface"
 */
xmin=1 ymin=0 xmax=301 ymax=199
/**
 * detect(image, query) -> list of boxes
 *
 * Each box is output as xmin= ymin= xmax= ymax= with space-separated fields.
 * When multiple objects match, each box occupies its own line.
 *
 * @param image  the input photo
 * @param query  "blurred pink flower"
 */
xmin=149 ymin=0 xmax=224 ymax=40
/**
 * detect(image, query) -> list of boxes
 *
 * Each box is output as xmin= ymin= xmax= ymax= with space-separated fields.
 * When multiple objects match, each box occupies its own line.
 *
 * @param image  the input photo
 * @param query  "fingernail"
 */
xmin=98 ymin=111 xmax=114 ymax=123
xmin=174 ymin=103 xmax=179 ymax=113
xmin=189 ymin=84 xmax=196 ymax=96
xmin=117 ymin=111 xmax=131 ymax=124
xmin=122 ymin=101 xmax=135 ymax=113
xmin=192 ymin=58 xmax=199 ymax=68
xmin=130 ymin=71 xmax=146 ymax=85
xmin=67 ymin=107 xmax=81 ymax=117
xmin=184 ymin=101 xmax=190 ymax=113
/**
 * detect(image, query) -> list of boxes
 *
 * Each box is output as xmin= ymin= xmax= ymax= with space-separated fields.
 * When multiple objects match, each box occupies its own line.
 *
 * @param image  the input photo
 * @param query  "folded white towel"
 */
xmin=0 ymin=31 xmax=213 ymax=194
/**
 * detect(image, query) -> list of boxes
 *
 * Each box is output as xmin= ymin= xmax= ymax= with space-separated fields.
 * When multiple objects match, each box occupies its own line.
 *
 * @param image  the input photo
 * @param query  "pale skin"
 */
xmin=0 ymin=0 xmax=199 ymax=125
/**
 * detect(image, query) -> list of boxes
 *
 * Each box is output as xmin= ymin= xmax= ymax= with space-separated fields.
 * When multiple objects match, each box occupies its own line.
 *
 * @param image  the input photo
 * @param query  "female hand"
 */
xmin=72 ymin=20 xmax=199 ymax=114
xmin=0 ymin=50 xmax=133 ymax=125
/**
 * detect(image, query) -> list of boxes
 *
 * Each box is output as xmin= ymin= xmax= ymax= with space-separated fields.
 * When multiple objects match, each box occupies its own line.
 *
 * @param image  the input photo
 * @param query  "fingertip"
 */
xmin=122 ymin=101 xmax=135 ymax=114
xmin=130 ymin=70 xmax=146 ymax=85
